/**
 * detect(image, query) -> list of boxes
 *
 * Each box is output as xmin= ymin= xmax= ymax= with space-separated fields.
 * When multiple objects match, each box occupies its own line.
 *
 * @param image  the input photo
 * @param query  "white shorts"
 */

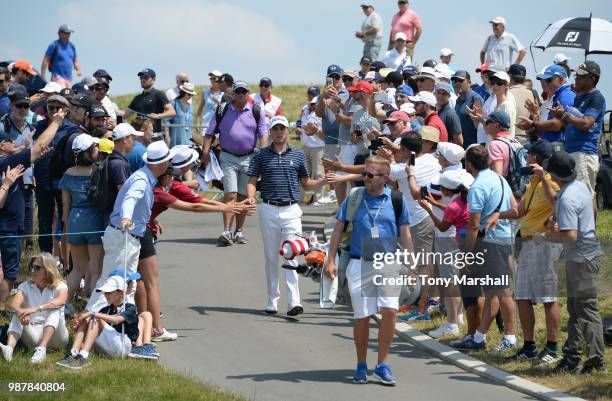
xmin=94 ymin=323 xmax=132 ymax=358
xmin=347 ymin=258 xmax=399 ymax=319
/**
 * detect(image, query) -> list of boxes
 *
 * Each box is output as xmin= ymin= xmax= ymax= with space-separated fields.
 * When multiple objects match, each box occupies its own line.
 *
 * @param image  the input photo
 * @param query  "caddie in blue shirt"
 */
xmin=324 ymin=155 xmax=412 ymax=386
xmin=40 ymin=24 xmax=81 ymax=87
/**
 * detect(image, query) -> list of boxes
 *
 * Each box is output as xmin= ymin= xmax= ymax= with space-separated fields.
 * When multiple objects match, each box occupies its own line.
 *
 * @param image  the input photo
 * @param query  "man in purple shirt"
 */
xmin=202 ymin=80 xmax=268 ymax=246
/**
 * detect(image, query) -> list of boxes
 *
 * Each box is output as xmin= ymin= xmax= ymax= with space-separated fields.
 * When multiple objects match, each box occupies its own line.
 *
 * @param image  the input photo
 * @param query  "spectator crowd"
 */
xmin=0 ymin=2 xmax=609 ymax=387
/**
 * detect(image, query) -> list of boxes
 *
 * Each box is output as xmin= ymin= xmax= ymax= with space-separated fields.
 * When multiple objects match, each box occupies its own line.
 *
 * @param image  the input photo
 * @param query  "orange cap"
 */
xmin=13 ymin=60 xmax=36 ymax=76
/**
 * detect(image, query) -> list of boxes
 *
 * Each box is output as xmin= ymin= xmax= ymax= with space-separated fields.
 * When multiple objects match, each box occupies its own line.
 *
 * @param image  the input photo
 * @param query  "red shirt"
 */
xmin=149 ymin=180 xmax=203 ymax=235
xmin=425 ymin=112 xmax=448 ymax=142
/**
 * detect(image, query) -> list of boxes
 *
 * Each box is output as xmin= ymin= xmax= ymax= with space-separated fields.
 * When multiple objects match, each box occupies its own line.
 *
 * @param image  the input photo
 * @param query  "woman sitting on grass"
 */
xmin=0 ymin=253 xmax=69 ymax=364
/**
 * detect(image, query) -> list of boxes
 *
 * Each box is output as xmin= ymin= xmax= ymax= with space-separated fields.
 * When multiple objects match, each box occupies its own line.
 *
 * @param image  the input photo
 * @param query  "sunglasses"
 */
xmin=92 ymin=86 xmax=109 ymax=92
xmin=180 ymin=80 xmax=188 ymax=83
xmin=395 ymin=94 xmax=408 ymax=99
xmin=15 ymin=104 xmax=30 ymax=109
xmin=47 ymin=105 xmax=62 ymax=111
xmin=29 ymin=263 xmax=44 ymax=272
xmin=416 ymin=78 xmax=431 ymax=83
xmin=234 ymin=89 xmax=248 ymax=95
xmin=260 ymin=84 xmax=271 ymax=88
xmin=0 ymin=79 xmax=5 ymax=84
xmin=451 ymin=78 xmax=465 ymax=83
xmin=490 ymin=80 xmax=507 ymax=86
xmin=362 ymin=171 xmax=386 ymax=179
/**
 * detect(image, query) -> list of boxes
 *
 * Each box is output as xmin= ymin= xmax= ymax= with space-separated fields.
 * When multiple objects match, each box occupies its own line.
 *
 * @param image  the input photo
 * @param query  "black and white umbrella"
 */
xmin=531 ymin=15 xmax=612 ymax=56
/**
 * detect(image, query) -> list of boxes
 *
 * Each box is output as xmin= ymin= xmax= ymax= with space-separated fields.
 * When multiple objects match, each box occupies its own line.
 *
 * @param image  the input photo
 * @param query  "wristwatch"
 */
xmin=38 ymin=305 xmax=44 ymax=312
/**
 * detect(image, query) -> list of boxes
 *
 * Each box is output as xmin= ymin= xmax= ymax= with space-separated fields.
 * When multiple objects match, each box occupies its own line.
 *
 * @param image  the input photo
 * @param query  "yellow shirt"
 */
xmin=519 ymin=173 xmax=559 ymax=236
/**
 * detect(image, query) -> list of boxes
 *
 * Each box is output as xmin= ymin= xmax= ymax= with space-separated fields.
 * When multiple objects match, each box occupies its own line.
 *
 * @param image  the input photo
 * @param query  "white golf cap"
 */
xmin=437 ymin=142 xmax=465 ymax=164
xmin=553 ymin=53 xmax=571 ymax=65
xmin=72 ymin=134 xmax=99 ymax=153
xmin=492 ymin=70 xmax=511 ymax=83
xmin=40 ymin=81 xmax=62 ymax=94
xmin=112 ymin=123 xmax=136 ymax=140
xmin=208 ymin=70 xmax=222 ymax=77
xmin=400 ymin=103 xmax=416 ymax=115
xmin=360 ymin=2 xmax=375 ymax=7
xmin=142 ymin=141 xmax=175 ymax=164
xmin=269 ymin=115 xmax=290 ymax=129
xmin=434 ymin=63 xmax=453 ymax=80
xmin=394 ymin=32 xmax=408 ymax=41
xmin=439 ymin=170 xmax=474 ymax=190
xmin=414 ymin=66 xmax=437 ymax=81
xmin=489 ymin=16 xmax=506 ymax=25
xmin=439 ymin=48 xmax=454 ymax=57
xmin=96 ymin=276 xmax=127 ymax=293
xmin=408 ymin=91 xmax=437 ymax=108
xmin=171 ymin=145 xmax=199 ymax=168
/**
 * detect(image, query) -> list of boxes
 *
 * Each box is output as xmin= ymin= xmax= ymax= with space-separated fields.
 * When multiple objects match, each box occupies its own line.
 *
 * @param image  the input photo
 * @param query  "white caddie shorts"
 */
xmin=347 ymin=258 xmax=399 ymax=319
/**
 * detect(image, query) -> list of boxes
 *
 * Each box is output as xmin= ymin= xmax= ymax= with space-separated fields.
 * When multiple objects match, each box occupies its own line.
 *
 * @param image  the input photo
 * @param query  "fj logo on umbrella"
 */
xmin=565 ymin=31 xmax=580 ymax=42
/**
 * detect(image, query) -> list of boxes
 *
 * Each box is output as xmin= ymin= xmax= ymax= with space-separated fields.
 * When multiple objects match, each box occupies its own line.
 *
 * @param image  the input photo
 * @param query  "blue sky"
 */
xmin=2 ymin=0 xmax=610 ymax=98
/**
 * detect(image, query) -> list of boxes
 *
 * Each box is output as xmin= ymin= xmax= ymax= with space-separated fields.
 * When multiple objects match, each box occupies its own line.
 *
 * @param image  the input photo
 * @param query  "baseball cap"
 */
xmin=40 ymin=82 xmax=62 ymax=94
xmin=434 ymin=82 xmax=452 ymax=94
xmin=394 ymin=32 xmax=408 ymax=41
xmin=259 ymin=77 xmax=272 ymax=87
xmin=326 ymin=64 xmax=343 ymax=77
xmin=342 ymin=70 xmax=359 ymax=79
xmin=402 ymin=65 xmax=418 ymax=77
xmin=524 ymin=140 xmax=554 ymax=161
xmin=70 ymin=94 xmax=95 ymax=109
xmin=347 ymin=80 xmax=374 ymax=94
xmin=370 ymin=61 xmax=386 ymax=72
xmin=384 ymin=111 xmax=410 ymax=123
xmin=484 ymin=111 xmax=511 ymax=129
xmin=137 ymin=68 xmax=156 ymax=78
xmin=438 ymin=142 xmax=465 ymax=164
xmin=439 ymin=169 xmax=472 ymax=190
xmin=13 ymin=60 xmax=36 ymax=76
xmin=96 ymin=276 xmax=127 ymax=293
xmin=58 ymin=24 xmax=74 ymax=33
xmin=91 ymin=77 xmax=110 ymax=89
xmin=536 ymin=65 xmax=567 ymax=80
xmin=10 ymin=92 xmax=30 ymax=106
xmin=360 ymin=2 xmax=374 ymax=7
xmin=408 ymin=91 xmax=437 ymax=108
xmin=543 ymin=151 xmax=577 ymax=182
xmin=400 ymin=103 xmax=416 ymax=115
xmin=307 ymin=85 xmax=320 ymax=96
xmin=491 ymin=70 xmax=511 ymax=83
xmin=112 ymin=123 xmax=137 ymax=140
xmin=414 ymin=67 xmax=437 ymax=81
xmin=72 ymin=134 xmax=100 ymax=153
xmin=574 ymin=61 xmax=601 ymax=77
xmin=489 ymin=16 xmax=506 ymax=25
xmin=363 ymin=71 xmax=376 ymax=81
xmin=107 ymin=268 xmax=142 ymax=282
xmin=434 ymin=63 xmax=453 ymax=80
xmin=233 ymin=81 xmax=250 ymax=91
xmin=385 ymin=71 xmax=404 ymax=87
xmin=553 ymin=53 xmax=571 ymax=65
xmin=86 ymin=103 xmax=109 ymax=118
xmin=208 ymin=70 xmax=222 ymax=78
xmin=98 ymin=138 xmax=114 ymax=155
xmin=360 ymin=56 xmax=372 ymax=64
xmin=507 ymin=64 xmax=527 ymax=77
xmin=419 ymin=126 xmax=440 ymax=143
xmin=439 ymin=48 xmax=454 ymax=57
xmin=93 ymin=69 xmax=113 ymax=81
xmin=475 ymin=62 xmax=491 ymax=73
xmin=422 ymin=59 xmax=438 ymax=69
xmin=451 ymin=70 xmax=471 ymax=81
xmin=46 ymin=94 xmax=70 ymax=108
xmin=59 ymin=88 xmax=75 ymax=100
xmin=269 ymin=115 xmax=290 ymax=129
xmin=220 ymin=73 xmax=234 ymax=85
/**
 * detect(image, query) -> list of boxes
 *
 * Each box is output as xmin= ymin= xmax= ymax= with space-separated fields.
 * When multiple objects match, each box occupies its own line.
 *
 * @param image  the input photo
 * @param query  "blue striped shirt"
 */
xmin=247 ymin=145 xmax=308 ymax=202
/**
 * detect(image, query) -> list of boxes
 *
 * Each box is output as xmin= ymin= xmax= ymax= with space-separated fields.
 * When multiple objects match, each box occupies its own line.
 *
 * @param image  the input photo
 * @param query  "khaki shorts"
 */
xmin=569 ymin=152 xmax=599 ymax=197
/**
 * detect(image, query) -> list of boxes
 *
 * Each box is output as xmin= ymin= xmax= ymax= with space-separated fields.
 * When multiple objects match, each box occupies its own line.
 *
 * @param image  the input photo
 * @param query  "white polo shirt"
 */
xmin=16 ymin=280 xmax=67 ymax=323
xmin=482 ymin=31 xmax=524 ymax=69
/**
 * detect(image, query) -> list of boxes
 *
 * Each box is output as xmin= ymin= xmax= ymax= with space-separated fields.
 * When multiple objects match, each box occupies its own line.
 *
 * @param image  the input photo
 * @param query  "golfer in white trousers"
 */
xmin=246 ymin=116 xmax=325 ymax=316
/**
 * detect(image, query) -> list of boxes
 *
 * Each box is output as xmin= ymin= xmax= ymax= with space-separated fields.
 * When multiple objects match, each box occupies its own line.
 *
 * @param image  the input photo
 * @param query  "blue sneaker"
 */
xmin=451 ymin=337 xmax=486 ymax=351
xmin=373 ymin=363 xmax=396 ymax=386
xmin=398 ymin=309 xmax=431 ymax=322
xmin=143 ymin=343 xmax=160 ymax=358
xmin=352 ymin=363 xmax=368 ymax=384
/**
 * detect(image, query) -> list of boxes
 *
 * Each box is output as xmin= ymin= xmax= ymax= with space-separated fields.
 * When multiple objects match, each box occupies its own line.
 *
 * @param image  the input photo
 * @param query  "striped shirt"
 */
xmin=247 ymin=145 xmax=308 ymax=202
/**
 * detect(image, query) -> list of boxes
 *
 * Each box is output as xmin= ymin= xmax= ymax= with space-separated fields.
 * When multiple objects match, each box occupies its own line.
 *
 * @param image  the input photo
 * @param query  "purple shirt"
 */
xmin=205 ymin=102 xmax=268 ymax=155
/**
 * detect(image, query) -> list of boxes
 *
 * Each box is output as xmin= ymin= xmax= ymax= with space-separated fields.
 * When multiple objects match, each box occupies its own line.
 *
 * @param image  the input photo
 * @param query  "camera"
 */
xmin=520 ymin=166 xmax=534 ymax=176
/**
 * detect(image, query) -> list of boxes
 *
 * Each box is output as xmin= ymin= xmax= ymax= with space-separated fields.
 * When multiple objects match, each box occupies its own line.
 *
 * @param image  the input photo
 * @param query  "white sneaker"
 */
xmin=64 ymin=303 xmax=76 ymax=317
xmin=0 ymin=343 xmax=13 ymax=362
xmin=31 ymin=347 xmax=47 ymax=364
xmin=457 ymin=313 xmax=465 ymax=327
xmin=428 ymin=322 xmax=460 ymax=339
xmin=151 ymin=328 xmax=178 ymax=342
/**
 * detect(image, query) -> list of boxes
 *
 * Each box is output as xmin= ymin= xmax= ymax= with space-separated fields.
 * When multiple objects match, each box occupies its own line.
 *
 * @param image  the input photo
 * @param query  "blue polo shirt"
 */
xmin=455 ymin=89 xmax=483 ymax=149
xmin=0 ymin=93 xmax=9 ymax=115
xmin=44 ymin=40 xmax=77 ymax=80
xmin=540 ymin=84 xmax=575 ymax=142
xmin=0 ymin=114 xmax=33 ymax=142
xmin=0 ymin=149 xmax=31 ymax=233
xmin=126 ymin=140 xmax=146 ymax=173
xmin=247 ymin=145 xmax=308 ymax=202
xmin=473 ymin=84 xmax=490 ymax=103
xmin=467 ymin=169 xmax=512 ymax=245
xmin=336 ymin=186 xmax=410 ymax=258
xmin=564 ymin=89 xmax=606 ymax=154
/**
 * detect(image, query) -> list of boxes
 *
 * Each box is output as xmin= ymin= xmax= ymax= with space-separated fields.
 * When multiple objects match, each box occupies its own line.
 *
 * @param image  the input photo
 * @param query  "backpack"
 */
xmin=494 ymin=136 xmax=529 ymax=196
xmin=48 ymin=40 xmax=76 ymax=71
xmin=335 ymin=187 xmax=404 ymax=306
xmin=1 ymin=114 xmax=34 ymax=136
xmin=86 ymin=154 xmax=121 ymax=212
xmin=50 ymin=129 xmax=82 ymax=181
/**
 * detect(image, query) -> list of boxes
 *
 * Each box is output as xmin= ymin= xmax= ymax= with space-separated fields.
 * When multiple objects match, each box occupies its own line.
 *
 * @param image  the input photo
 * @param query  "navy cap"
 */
xmin=70 ymin=94 xmax=95 ymax=109
xmin=484 ymin=111 xmax=511 ymax=129
xmin=233 ymin=80 xmax=250 ymax=91
xmin=9 ymin=91 xmax=30 ymax=106
xmin=536 ymin=65 xmax=567 ymax=80
xmin=360 ymin=56 xmax=372 ymax=64
xmin=402 ymin=65 xmax=418 ymax=77
xmin=575 ymin=60 xmax=601 ymax=77
xmin=137 ymin=68 xmax=156 ymax=78
xmin=107 ymin=268 xmax=142 ymax=282
xmin=524 ymin=140 xmax=553 ymax=161
xmin=543 ymin=151 xmax=576 ymax=182
xmin=385 ymin=71 xmax=404 ymax=87
xmin=326 ymin=64 xmax=343 ymax=77
xmin=220 ymin=73 xmax=234 ymax=85
xmin=451 ymin=70 xmax=471 ymax=81
xmin=259 ymin=77 xmax=272 ymax=87
xmin=307 ymin=85 xmax=320 ymax=96
xmin=59 ymin=87 xmax=75 ymax=100
xmin=370 ymin=61 xmax=386 ymax=72
xmin=87 ymin=103 xmax=109 ymax=118
xmin=422 ymin=59 xmax=438 ymax=68
xmin=507 ymin=64 xmax=526 ymax=77
xmin=58 ymin=24 xmax=74 ymax=33
xmin=93 ymin=69 xmax=112 ymax=81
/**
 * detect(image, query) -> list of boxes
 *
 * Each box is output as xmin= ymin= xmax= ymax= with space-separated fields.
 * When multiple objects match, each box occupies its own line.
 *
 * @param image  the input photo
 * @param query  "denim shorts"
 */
xmin=0 ymin=234 xmax=21 ymax=280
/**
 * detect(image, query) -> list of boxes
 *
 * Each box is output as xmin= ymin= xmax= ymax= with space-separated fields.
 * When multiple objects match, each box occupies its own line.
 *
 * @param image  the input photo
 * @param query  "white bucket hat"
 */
xmin=142 ymin=141 xmax=175 ymax=164
xmin=171 ymin=145 xmax=199 ymax=168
